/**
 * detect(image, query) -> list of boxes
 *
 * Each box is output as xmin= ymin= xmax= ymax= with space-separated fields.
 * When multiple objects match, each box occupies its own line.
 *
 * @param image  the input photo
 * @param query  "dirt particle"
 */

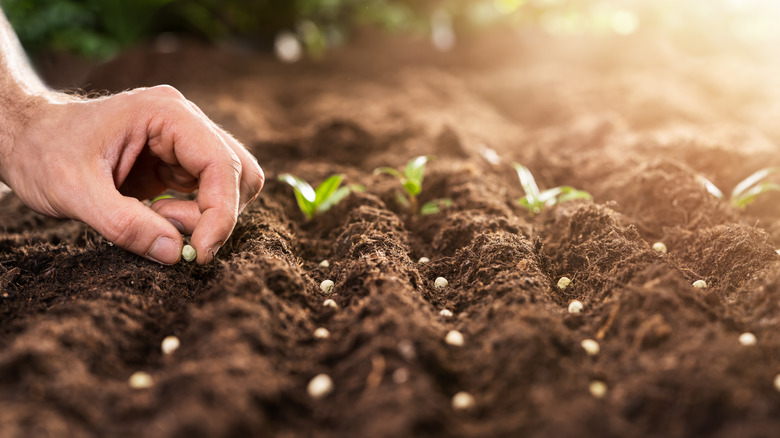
xmin=589 ymin=381 xmax=608 ymax=398
xmin=161 ymin=336 xmax=180 ymax=355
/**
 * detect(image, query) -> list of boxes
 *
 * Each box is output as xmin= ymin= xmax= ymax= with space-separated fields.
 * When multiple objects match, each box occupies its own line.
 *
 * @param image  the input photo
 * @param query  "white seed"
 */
xmin=392 ymin=367 xmax=409 ymax=384
xmin=397 ymin=340 xmax=416 ymax=360
xmin=418 ymin=257 xmax=430 ymax=264
xmin=323 ymin=299 xmax=339 ymax=310
xmin=161 ymin=335 xmax=180 ymax=355
xmin=314 ymin=327 xmax=330 ymax=339
xmin=568 ymin=300 xmax=584 ymax=314
xmin=452 ymin=391 xmax=476 ymax=410
xmin=774 ymin=374 xmax=780 ymax=392
xmin=181 ymin=244 xmax=197 ymax=262
xmin=320 ymin=279 xmax=335 ymax=294
xmin=445 ymin=330 xmax=464 ymax=347
xmin=652 ymin=242 xmax=667 ymax=254
xmin=589 ymin=380 xmax=608 ymax=398
xmin=581 ymin=339 xmax=600 ymax=356
xmin=307 ymin=374 xmax=334 ymax=399
xmin=692 ymin=279 xmax=707 ymax=289
xmin=319 ymin=260 xmax=330 ymax=268
xmin=435 ymin=277 xmax=449 ymax=289
xmin=128 ymin=371 xmax=153 ymax=389
xmin=738 ymin=332 xmax=757 ymax=346
xmin=557 ymin=277 xmax=572 ymax=290
xmin=776 ymin=249 xmax=780 ymax=256
xmin=439 ymin=309 xmax=454 ymax=318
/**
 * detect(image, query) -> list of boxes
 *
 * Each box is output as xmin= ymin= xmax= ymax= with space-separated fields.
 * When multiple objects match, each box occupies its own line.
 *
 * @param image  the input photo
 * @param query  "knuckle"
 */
xmin=148 ymin=84 xmax=185 ymax=100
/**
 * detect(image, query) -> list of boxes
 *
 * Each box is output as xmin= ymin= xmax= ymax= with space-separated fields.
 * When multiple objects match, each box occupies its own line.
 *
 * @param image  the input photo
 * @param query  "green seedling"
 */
xmin=698 ymin=167 xmax=780 ymax=209
xmin=278 ymin=173 xmax=360 ymax=220
xmin=514 ymin=163 xmax=592 ymax=215
xmin=374 ymin=155 xmax=452 ymax=215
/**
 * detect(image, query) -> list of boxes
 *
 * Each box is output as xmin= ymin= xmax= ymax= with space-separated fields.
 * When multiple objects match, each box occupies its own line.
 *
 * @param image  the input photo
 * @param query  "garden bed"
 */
xmin=2 ymin=33 xmax=780 ymax=437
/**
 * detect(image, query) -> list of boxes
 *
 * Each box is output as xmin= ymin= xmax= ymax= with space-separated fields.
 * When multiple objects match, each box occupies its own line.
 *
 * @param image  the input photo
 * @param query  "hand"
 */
xmin=0 ymin=85 xmax=264 ymax=264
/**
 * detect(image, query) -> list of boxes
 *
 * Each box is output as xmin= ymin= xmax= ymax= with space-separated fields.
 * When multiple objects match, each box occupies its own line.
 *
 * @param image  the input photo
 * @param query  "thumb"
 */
xmin=79 ymin=188 xmax=183 ymax=264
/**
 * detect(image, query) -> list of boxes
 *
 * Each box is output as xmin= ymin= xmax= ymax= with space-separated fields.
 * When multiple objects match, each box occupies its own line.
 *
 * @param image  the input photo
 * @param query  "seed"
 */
xmin=652 ymin=242 xmax=667 ymax=254
xmin=692 ymin=279 xmax=707 ymax=289
xmin=452 ymin=391 xmax=476 ymax=410
xmin=557 ymin=277 xmax=572 ymax=290
xmin=445 ymin=330 xmax=464 ymax=346
xmin=161 ymin=335 xmax=180 ymax=355
xmin=774 ymin=374 xmax=780 ymax=392
xmin=568 ymin=300 xmax=584 ymax=314
xmin=418 ymin=257 xmax=430 ymax=264
xmin=589 ymin=380 xmax=607 ymax=398
xmin=397 ymin=340 xmax=416 ymax=360
xmin=440 ymin=309 xmax=454 ymax=318
xmin=128 ymin=371 xmax=153 ymax=389
xmin=581 ymin=339 xmax=600 ymax=356
xmin=307 ymin=374 xmax=334 ymax=399
xmin=320 ymin=279 xmax=335 ymax=294
xmin=323 ymin=299 xmax=339 ymax=309
xmin=434 ymin=277 xmax=449 ymax=289
xmin=181 ymin=244 xmax=196 ymax=262
xmin=319 ymin=260 xmax=330 ymax=268
xmin=314 ymin=327 xmax=330 ymax=339
xmin=392 ymin=368 xmax=409 ymax=384
xmin=776 ymin=249 xmax=780 ymax=256
xmin=738 ymin=332 xmax=757 ymax=346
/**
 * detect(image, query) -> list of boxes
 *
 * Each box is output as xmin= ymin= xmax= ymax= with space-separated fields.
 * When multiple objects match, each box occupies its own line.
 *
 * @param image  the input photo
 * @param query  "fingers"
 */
xmin=151 ymin=197 xmax=200 ymax=235
xmin=81 ymin=185 xmax=183 ymax=265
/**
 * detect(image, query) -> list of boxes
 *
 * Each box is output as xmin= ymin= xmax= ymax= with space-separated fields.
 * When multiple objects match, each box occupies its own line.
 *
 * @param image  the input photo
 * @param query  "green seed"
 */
xmin=182 ymin=245 xmax=197 ymax=262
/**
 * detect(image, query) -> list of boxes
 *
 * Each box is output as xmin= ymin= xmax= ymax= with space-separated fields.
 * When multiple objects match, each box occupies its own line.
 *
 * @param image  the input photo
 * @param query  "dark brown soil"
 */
xmin=3 ymin=32 xmax=780 ymax=437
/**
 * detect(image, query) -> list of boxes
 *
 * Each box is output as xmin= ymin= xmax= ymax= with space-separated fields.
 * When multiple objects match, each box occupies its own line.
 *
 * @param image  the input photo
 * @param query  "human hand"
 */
xmin=0 ymin=85 xmax=264 ymax=264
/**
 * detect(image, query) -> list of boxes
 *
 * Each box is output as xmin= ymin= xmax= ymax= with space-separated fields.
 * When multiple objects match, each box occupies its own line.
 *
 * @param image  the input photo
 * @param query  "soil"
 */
xmin=3 ymin=31 xmax=780 ymax=437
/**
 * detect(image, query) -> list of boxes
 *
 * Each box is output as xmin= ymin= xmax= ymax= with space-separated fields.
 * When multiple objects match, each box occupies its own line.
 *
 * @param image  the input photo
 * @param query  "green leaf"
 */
xmin=317 ymin=186 xmax=351 ymax=214
xmin=556 ymin=186 xmax=593 ymax=203
xmin=696 ymin=175 xmax=724 ymax=199
xmin=278 ymin=173 xmax=315 ymax=219
xmin=314 ymin=174 xmax=345 ymax=204
xmin=732 ymin=182 xmax=780 ymax=208
xmin=420 ymin=198 xmax=453 ymax=215
xmin=403 ymin=179 xmax=422 ymax=196
xmin=513 ymin=163 xmax=541 ymax=201
xmin=403 ymin=155 xmax=429 ymax=185
xmin=730 ymin=167 xmax=780 ymax=201
xmin=374 ymin=167 xmax=404 ymax=179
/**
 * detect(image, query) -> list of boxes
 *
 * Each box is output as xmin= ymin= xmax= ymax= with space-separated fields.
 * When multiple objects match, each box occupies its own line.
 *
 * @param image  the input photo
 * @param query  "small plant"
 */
xmin=513 ymin=163 xmax=592 ymax=215
xmin=374 ymin=156 xmax=452 ymax=215
xmin=698 ymin=167 xmax=780 ymax=209
xmin=278 ymin=173 xmax=360 ymax=220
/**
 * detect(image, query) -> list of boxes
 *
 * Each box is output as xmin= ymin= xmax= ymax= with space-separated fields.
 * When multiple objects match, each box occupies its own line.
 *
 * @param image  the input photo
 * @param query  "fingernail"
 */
xmin=146 ymin=236 xmax=181 ymax=264
xmin=166 ymin=218 xmax=184 ymax=233
xmin=206 ymin=242 xmax=222 ymax=263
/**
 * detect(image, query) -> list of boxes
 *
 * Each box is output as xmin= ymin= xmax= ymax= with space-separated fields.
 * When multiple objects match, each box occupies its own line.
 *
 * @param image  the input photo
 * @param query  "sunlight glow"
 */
xmin=494 ymin=0 xmax=525 ymax=15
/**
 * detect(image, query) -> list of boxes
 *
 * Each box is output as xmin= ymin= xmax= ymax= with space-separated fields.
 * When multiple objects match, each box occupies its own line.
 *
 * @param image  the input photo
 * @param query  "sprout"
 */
xmin=374 ymin=155 xmax=452 ymax=215
xmin=313 ymin=327 xmax=330 ymax=339
xmin=513 ymin=163 xmax=592 ymax=215
xmin=323 ymin=299 xmax=339 ymax=309
xmin=451 ymin=391 xmax=476 ymax=410
xmin=698 ymin=167 xmax=780 ymax=209
xmin=128 ymin=371 xmax=153 ymax=389
xmin=445 ymin=330 xmax=464 ymax=346
xmin=439 ymin=309 xmax=454 ymax=318
xmin=581 ymin=339 xmax=600 ymax=356
xmin=182 ymin=244 xmax=196 ymax=262
xmin=278 ymin=173 xmax=361 ymax=220
xmin=320 ymin=279 xmax=335 ymax=294
xmin=319 ymin=260 xmax=330 ymax=268
xmin=568 ymin=300 xmax=584 ymax=314
xmin=557 ymin=277 xmax=572 ymax=290
xmin=307 ymin=374 xmax=334 ymax=399
xmin=434 ymin=277 xmax=449 ymax=289
xmin=692 ymin=280 xmax=707 ymax=289
xmin=738 ymin=332 xmax=757 ymax=346
xmin=652 ymin=242 xmax=667 ymax=254
xmin=589 ymin=380 xmax=608 ymax=398
xmin=418 ymin=257 xmax=430 ymax=264
xmin=161 ymin=335 xmax=180 ymax=355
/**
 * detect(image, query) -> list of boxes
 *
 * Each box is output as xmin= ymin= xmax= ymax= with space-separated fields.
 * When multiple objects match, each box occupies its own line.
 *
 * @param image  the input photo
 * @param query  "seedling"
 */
xmin=513 ymin=163 xmax=592 ymax=214
xmin=374 ymin=155 xmax=453 ymax=215
xmin=698 ymin=167 xmax=780 ymax=209
xmin=278 ymin=173 xmax=361 ymax=220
